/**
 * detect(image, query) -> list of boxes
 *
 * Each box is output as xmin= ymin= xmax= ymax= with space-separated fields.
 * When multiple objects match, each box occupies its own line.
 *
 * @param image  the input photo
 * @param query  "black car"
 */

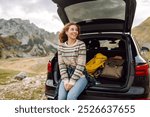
xmin=45 ymin=0 xmax=150 ymax=99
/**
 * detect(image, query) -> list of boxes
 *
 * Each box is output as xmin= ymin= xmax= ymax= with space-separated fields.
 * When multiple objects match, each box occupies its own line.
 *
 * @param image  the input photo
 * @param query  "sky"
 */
xmin=0 ymin=0 xmax=150 ymax=33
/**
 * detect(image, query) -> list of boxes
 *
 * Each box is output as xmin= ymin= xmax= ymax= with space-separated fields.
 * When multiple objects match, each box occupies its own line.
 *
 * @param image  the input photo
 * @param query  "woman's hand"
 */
xmin=66 ymin=79 xmax=76 ymax=91
xmin=64 ymin=83 xmax=73 ymax=91
xmin=66 ymin=83 xmax=73 ymax=91
xmin=64 ymin=79 xmax=76 ymax=91
xmin=63 ymin=79 xmax=69 ymax=91
xmin=63 ymin=82 xmax=68 ymax=91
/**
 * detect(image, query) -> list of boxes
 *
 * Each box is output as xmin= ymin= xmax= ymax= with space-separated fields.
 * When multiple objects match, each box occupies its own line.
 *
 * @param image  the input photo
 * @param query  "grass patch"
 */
xmin=31 ymin=86 xmax=45 ymax=100
xmin=0 ymin=68 xmax=38 ymax=85
xmin=141 ymin=51 xmax=150 ymax=60
xmin=30 ymin=64 xmax=47 ymax=74
xmin=8 ymin=58 xmax=20 ymax=61
xmin=3 ymin=84 xmax=45 ymax=100
xmin=4 ymin=91 xmax=32 ymax=100
xmin=28 ymin=72 xmax=38 ymax=77
xmin=0 ymin=69 xmax=19 ymax=85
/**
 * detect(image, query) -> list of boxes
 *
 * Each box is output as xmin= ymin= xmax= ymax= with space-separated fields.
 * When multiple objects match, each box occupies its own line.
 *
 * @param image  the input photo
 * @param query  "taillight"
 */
xmin=47 ymin=61 xmax=52 ymax=72
xmin=135 ymin=64 xmax=149 ymax=77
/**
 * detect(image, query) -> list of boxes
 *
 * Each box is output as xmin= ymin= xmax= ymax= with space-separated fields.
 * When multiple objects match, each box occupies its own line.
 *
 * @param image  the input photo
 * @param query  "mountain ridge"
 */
xmin=0 ymin=18 xmax=58 ymax=58
xmin=132 ymin=17 xmax=150 ymax=48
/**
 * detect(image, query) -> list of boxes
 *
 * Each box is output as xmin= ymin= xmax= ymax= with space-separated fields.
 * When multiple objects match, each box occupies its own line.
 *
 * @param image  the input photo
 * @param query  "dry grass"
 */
xmin=0 ymin=56 xmax=54 ymax=100
xmin=2 ymin=75 xmax=46 ymax=100
xmin=0 ymin=56 xmax=50 ymax=74
xmin=0 ymin=69 xmax=19 ymax=85
xmin=141 ymin=51 xmax=150 ymax=60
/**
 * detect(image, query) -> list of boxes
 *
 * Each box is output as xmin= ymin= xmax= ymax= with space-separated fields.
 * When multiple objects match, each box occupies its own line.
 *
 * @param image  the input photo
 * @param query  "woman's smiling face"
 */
xmin=65 ymin=25 xmax=79 ymax=40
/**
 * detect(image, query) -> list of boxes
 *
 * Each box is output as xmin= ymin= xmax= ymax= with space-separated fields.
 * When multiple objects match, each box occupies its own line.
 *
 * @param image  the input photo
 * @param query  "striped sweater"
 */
xmin=58 ymin=40 xmax=86 ymax=85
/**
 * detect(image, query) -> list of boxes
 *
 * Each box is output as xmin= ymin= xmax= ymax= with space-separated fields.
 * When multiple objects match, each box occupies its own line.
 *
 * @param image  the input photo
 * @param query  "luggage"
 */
xmin=100 ymin=56 xmax=124 ymax=79
xmin=85 ymin=53 xmax=107 ymax=75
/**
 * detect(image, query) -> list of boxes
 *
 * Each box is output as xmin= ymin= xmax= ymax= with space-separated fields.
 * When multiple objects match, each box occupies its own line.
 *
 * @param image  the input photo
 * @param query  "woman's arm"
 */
xmin=58 ymin=44 xmax=69 ymax=83
xmin=69 ymin=41 xmax=86 ymax=85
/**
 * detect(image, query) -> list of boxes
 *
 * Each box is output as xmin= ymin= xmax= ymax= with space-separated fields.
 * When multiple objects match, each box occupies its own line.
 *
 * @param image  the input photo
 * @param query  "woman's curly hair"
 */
xmin=59 ymin=22 xmax=80 ymax=43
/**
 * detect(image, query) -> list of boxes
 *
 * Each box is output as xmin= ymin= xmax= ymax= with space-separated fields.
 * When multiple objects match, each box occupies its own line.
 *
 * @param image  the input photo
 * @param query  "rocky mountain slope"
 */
xmin=0 ymin=18 xmax=58 ymax=58
xmin=132 ymin=17 xmax=150 ymax=49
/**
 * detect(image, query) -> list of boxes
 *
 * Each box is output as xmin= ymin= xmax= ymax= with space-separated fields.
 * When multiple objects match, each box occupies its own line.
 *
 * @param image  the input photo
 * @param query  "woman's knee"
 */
xmin=58 ymin=95 xmax=67 ymax=100
xmin=67 ymin=93 xmax=77 ymax=100
xmin=67 ymin=78 xmax=87 ymax=100
xmin=58 ymin=81 xmax=67 ymax=100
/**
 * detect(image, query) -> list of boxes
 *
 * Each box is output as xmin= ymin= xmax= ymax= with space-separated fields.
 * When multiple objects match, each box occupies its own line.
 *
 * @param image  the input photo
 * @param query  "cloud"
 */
xmin=0 ymin=0 xmax=56 ymax=13
xmin=133 ymin=0 xmax=150 ymax=27
xmin=0 ymin=0 xmax=63 ymax=32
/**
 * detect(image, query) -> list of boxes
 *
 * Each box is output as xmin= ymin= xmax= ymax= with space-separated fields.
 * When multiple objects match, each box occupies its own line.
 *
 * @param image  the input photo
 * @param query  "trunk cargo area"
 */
xmin=83 ymin=34 xmax=130 ymax=89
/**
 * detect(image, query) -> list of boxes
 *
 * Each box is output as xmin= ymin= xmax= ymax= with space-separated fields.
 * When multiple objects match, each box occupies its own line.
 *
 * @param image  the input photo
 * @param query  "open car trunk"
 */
xmin=52 ymin=33 xmax=135 ymax=93
xmin=80 ymin=33 xmax=134 ymax=92
xmin=51 ymin=0 xmax=136 ymax=93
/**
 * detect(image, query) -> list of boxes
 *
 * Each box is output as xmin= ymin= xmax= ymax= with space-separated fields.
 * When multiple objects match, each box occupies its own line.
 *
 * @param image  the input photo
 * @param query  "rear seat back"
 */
xmin=85 ymin=39 xmax=126 ymax=62
xmin=86 ymin=40 xmax=100 ymax=62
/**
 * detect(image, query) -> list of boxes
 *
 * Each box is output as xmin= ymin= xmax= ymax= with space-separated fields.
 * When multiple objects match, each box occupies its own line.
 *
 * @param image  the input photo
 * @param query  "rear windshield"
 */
xmin=65 ymin=0 xmax=125 ymax=22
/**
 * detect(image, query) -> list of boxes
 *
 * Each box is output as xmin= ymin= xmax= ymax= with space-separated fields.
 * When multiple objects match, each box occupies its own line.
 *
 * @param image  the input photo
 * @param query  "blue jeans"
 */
xmin=58 ymin=77 xmax=88 ymax=100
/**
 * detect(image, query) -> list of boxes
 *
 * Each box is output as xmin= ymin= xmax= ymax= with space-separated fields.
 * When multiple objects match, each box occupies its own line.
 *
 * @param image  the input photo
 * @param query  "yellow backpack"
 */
xmin=85 ymin=53 xmax=107 ymax=75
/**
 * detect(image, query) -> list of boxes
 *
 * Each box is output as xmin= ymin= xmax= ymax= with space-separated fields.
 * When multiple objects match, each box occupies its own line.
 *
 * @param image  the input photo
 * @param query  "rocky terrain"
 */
xmin=0 ymin=18 xmax=58 ymax=58
xmin=0 ymin=54 xmax=54 ymax=100
xmin=0 ymin=74 xmax=46 ymax=100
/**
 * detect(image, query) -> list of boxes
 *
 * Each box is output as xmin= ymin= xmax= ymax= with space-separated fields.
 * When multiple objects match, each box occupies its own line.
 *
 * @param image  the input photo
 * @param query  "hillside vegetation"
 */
xmin=0 ymin=36 xmax=21 ymax=57
xmin=132 ymin=17 xmax=150 ymax=46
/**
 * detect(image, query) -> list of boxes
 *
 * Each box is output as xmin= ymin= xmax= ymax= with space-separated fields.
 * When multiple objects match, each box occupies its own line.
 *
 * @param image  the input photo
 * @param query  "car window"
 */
xmin=65 ymin=0 xmax=125 ymax=22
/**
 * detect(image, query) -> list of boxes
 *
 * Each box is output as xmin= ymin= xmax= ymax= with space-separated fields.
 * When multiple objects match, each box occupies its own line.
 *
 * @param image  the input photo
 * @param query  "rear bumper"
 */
xmin=45 ymin=80 xmax=148 ymax=100
xmin=80 ymin=87 xmax=145 ymax=100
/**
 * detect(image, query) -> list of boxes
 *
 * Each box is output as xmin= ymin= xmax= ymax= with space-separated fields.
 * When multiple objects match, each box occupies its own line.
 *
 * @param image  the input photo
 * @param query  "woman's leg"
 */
xmin=58 ymin=81 xmax=68 ymax=100
xmin=67 ymin=77 xmax=88 ymax=100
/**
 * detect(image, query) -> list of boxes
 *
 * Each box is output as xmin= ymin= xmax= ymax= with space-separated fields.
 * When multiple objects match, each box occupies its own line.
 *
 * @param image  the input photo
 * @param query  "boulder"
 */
xmin=14 ymin=72 xmax=27 ymax=80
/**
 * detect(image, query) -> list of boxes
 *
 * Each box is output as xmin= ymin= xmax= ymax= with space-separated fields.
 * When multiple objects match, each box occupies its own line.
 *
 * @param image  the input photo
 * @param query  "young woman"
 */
xmin=58 ymin=22 xmax=88 ymax=100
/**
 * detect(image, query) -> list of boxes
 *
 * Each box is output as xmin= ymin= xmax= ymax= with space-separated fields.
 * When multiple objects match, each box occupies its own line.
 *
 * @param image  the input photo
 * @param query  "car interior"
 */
xmin=81 ymin=35 xmax=128 ymax=88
